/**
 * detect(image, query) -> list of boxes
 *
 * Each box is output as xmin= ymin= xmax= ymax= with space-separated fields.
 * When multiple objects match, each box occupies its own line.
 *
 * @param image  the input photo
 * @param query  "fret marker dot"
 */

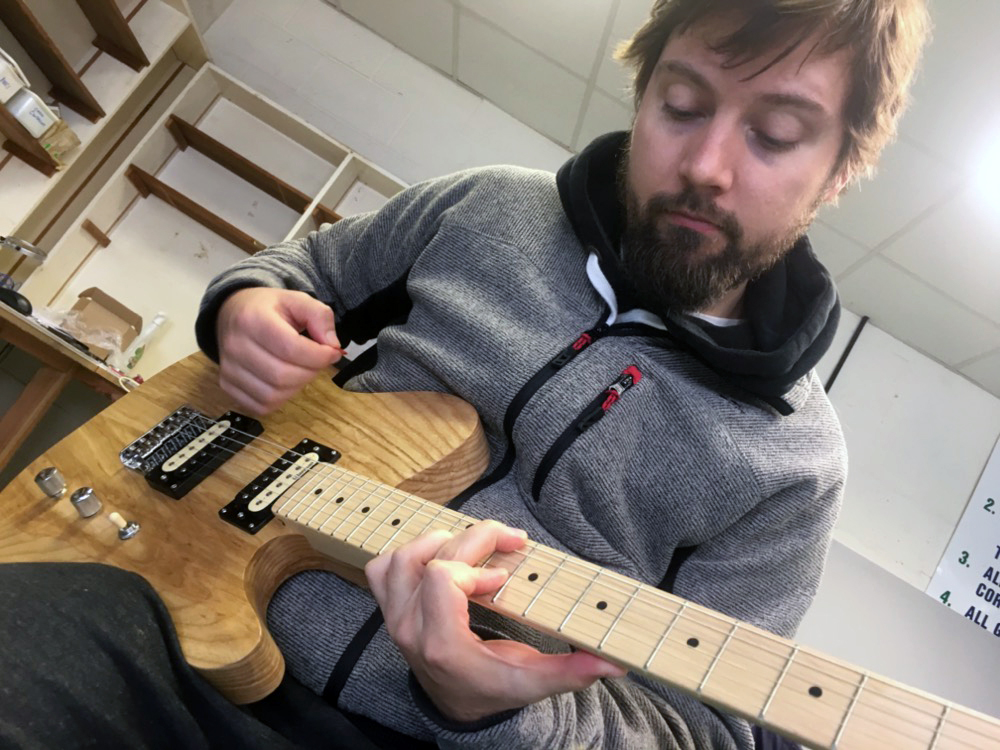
xmin=596 ymin=601 xmax=608 ymax=610
xmin=686 ymin=637 xmax=700 ymax=648
xmin=314 ymin=488 xmax=322 ymax=495
xmin=809 ymin=686 xmax=823 ymax=698
xmin=335 ymin=497 xmax=344 ymax=504
xmin=466 ymin=523 xmax=474 ymax=529
xmin=361 ymin=506 xmax=370 ymax=513
xmin=391 ymin=519 xmax=400 ymax=526
xmin=528 ymin=573 xmax=539 ymax=582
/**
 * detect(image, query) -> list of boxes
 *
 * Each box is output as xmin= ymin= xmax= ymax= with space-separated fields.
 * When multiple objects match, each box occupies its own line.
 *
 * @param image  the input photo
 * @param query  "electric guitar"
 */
xmin=0 ymin=352 xmax=996 ymax=750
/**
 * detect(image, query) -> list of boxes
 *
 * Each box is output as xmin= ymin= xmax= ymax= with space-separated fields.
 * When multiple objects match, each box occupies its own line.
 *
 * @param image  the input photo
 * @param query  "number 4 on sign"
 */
xmin=940 ymin=591 xmax=952 ymax=607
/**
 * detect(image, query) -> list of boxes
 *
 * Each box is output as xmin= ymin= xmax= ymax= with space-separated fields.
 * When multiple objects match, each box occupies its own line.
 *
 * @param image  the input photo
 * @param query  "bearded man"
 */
xmin=0 ymin=1 xmax=929 ymax=748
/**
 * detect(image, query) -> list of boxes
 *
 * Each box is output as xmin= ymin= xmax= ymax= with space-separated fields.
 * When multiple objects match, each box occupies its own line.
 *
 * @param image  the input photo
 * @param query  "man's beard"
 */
xmin=618 ymin=161 xmax=820 ymax=317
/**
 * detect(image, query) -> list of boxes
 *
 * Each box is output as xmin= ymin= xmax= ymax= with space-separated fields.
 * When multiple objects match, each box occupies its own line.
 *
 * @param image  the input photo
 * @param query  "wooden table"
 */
xmin=0 ymin=303 xmax=126 ymax=474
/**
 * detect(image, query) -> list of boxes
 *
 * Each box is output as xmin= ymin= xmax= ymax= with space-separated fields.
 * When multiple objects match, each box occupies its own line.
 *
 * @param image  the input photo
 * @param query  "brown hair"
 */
xmin=617 ymin=0 xmax=931 ymax=181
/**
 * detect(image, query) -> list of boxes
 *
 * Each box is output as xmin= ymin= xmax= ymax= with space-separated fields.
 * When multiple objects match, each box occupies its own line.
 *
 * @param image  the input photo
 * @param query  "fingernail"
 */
xmin=325 ymin=330 xmax=340 ymax=347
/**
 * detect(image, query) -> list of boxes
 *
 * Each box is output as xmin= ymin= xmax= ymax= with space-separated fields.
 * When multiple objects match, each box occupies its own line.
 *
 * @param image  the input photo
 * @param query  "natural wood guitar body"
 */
xmin=0 ymin=352 xmax=488 ymax=704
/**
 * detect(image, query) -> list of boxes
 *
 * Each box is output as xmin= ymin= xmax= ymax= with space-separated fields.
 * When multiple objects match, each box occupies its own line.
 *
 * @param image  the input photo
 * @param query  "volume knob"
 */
xmin=70 ymin=487 xmax=102 ymax=518
xmin=35 ymin=468 xmax=66 ymax=499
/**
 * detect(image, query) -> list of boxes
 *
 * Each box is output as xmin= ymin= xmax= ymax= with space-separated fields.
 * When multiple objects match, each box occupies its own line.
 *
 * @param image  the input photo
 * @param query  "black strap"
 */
xmin=323 ymin=608 xmax=385 ymax=707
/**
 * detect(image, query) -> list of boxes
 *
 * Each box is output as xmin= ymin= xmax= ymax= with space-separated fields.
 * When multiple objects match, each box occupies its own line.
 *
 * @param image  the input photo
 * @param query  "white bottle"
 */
xmin=4 ymin=88 xmax=58 ymax=138
xmin=124 ymin=311 xmax=169 ymax=372
xmin=0 ymin=46 xmax=28 ymax=104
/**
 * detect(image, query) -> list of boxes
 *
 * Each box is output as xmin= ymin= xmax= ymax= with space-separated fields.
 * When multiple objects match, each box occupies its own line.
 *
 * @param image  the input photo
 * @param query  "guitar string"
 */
xmin=147 ymin=413 xmax=993 ymax=744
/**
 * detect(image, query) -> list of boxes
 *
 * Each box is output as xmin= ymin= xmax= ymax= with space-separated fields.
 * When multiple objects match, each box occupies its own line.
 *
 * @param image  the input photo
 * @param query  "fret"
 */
xmin=557 ymin=568 xmax=603 ymax=633
xmin=935 ymin=707 xmax=1000 ymax=750
xmin=319 ymin=475 xmax=375 ymax=536
xmin=522 ymin=554 xmax=569 ymax=619
xmin=348 ymin=485 xmax=402 ymax=551
xmin=377 ymin=497 xmax=425 ymax=554
xmin=597 ymin=583 xmax=641 ymax=651
xmin=760 ymin=646 xmax=799 ymax=721
xmin=645 ymin=601 xmax=687 ymax=671
xmin=489 ymin=547 xmax=531 ymax=604
xmin=697 ymin=621 xmax=738 ymax=694
xmin=832 ymin=674 xmax=868 ymax=749
xmin=278 ymin=465 xmax=337 ymax=522
xmin=929 ymin=706 xmax=950 ymax=750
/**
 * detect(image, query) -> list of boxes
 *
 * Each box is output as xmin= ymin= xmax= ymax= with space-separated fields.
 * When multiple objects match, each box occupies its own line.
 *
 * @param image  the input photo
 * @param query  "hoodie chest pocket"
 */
xmin=531 ymin=365 xmax=643 ymax=503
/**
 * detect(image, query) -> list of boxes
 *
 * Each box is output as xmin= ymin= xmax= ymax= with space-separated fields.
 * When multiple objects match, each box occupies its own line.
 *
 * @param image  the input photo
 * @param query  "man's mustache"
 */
xmin=642 ymin=190 xmax=742 ymax=244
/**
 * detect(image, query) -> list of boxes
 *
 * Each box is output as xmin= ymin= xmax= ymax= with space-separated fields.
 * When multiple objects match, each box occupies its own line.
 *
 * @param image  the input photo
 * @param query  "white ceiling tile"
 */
xmin=836 ymin=257 xmax=1000 ymax=365
xmin=338 ymin=0 xmax=455 ymax=75
xmin=575 ymin=90 xmax=632 ymax=150
xmin=818 ymin=137 xmax=961 ymax=250
xmin=458 ymin=101 xmax=573 ymax=172
xmin=961 ymin=350 xmax=1000 ymax=400
xmin=897 ymin=0 xmax=1000 ymax=166
xmin=284 ymin=0 xmax=395 ymax=77
xmin=297 ymin=57 xmax=409 ymax=144
xmin=807 ymin=219 xmax=870 ymax=279
xmin=881 ymin=188 xmax=1000 ymax=325
xmin=595 ymin=0 xmax=652 ymax=102
xmin=457 ymin=12 xmax=587 ymax=146
xmin=458 ymin=0 xmax=611 ymax=74
xmin=373 ymin=48 xmax=481 ymax=124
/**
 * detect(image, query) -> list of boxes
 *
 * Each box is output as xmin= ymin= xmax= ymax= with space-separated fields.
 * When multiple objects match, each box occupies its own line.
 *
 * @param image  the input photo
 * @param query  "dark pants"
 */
xmin=0 ymin=563 xmax=392 ymax=750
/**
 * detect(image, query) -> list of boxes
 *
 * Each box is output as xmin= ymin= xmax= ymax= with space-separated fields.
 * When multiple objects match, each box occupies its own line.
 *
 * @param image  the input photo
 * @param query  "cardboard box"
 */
xmin=67 ymin=287 xmax=142 ymax=360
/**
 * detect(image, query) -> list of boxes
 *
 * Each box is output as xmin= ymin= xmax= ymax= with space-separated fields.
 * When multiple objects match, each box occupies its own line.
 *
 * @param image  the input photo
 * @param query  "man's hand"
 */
xmin=365 ymin=521 xmax=627 ymax=723
xmin=215 ymin=287 xmax=343 ymax=414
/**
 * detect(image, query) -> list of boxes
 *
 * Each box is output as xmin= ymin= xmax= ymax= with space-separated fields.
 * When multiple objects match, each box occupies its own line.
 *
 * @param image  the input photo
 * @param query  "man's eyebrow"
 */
xmin=656 ymin=60 xmax=712 ymax=90
xmin=656 ymin=60 xmax=829 ymax=116
xmin=759 ymin=92 xmax=827 ymax=115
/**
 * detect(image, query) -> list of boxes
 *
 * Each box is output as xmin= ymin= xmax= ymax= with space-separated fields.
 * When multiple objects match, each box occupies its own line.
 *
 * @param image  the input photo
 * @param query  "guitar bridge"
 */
xmin=219 ymin=439 xmax=339 ymax=534
xmin=121 ymin=407 xmax=263 ymax=499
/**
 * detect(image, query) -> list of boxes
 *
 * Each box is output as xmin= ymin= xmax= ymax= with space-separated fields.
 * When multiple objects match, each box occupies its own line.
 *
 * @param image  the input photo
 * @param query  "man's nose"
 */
xmin=678 ymin=121 xmax=736 ymax=194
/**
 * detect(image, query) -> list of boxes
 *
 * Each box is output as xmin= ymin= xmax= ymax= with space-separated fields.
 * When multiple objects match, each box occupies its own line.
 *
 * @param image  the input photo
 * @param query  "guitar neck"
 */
xmin=274 ymin=464 xmax=1000 ymax=750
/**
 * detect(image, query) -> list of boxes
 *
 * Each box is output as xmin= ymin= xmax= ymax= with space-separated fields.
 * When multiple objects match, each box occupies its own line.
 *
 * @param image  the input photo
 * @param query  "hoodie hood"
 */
xmin=556 ymin=131 xmax=841 ymax=415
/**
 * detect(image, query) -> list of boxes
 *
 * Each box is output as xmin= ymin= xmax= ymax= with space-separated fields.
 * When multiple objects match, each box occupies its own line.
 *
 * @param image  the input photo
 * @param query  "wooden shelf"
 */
xmin=0 ymin=0 xmax=105 ymax=122
xmin=125 ymin=163 xmax=266 ymax=255
xmin=75 ymin=0 xmax=149 ymax=72
xmin=165 ymin=115 xmax=342 ymax=225
xmin=0 ymin=105 xmax=59 ymax=176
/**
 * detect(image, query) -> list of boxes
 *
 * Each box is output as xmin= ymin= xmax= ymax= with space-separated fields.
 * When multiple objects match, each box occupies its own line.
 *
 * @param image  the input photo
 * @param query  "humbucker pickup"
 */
xmin=219 ymin=439 xmax=340 ymax=534
xmin=121 ymin=407 xmax=263 ymax=499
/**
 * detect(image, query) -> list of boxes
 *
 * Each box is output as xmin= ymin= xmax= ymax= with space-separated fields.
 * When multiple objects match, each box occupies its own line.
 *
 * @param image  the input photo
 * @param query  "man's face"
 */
xmin=622 ymin=22 xmax=852 ymax=314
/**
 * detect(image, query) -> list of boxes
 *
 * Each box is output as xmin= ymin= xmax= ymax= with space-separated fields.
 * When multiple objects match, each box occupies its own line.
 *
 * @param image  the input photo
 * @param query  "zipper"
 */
xmin=447 ymin=323 xmax=607 ymax=510
xmin=531 ymin=365 xmax=643 ymax=503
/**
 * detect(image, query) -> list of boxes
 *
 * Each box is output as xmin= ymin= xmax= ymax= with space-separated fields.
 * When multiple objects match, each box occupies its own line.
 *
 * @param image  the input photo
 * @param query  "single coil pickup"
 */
xmin=144 ymin=411 xmax=263 ymax=499
xmin=219 ymin=438 xmax=339 ymax=534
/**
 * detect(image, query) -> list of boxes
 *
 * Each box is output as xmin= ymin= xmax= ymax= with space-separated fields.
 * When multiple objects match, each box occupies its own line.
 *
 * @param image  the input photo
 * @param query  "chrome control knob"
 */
xmin=70 ymin=487 xmax=102 ymax=518
xmin=35 ymin=468 xmax=66 ymax=499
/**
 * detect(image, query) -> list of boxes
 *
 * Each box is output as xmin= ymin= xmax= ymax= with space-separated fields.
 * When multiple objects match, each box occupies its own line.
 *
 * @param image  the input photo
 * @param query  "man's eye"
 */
xmin=754 ymin=130 xmax=798 ymax=153
xmin=663 ymin=104 xmax=700 ymax=122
